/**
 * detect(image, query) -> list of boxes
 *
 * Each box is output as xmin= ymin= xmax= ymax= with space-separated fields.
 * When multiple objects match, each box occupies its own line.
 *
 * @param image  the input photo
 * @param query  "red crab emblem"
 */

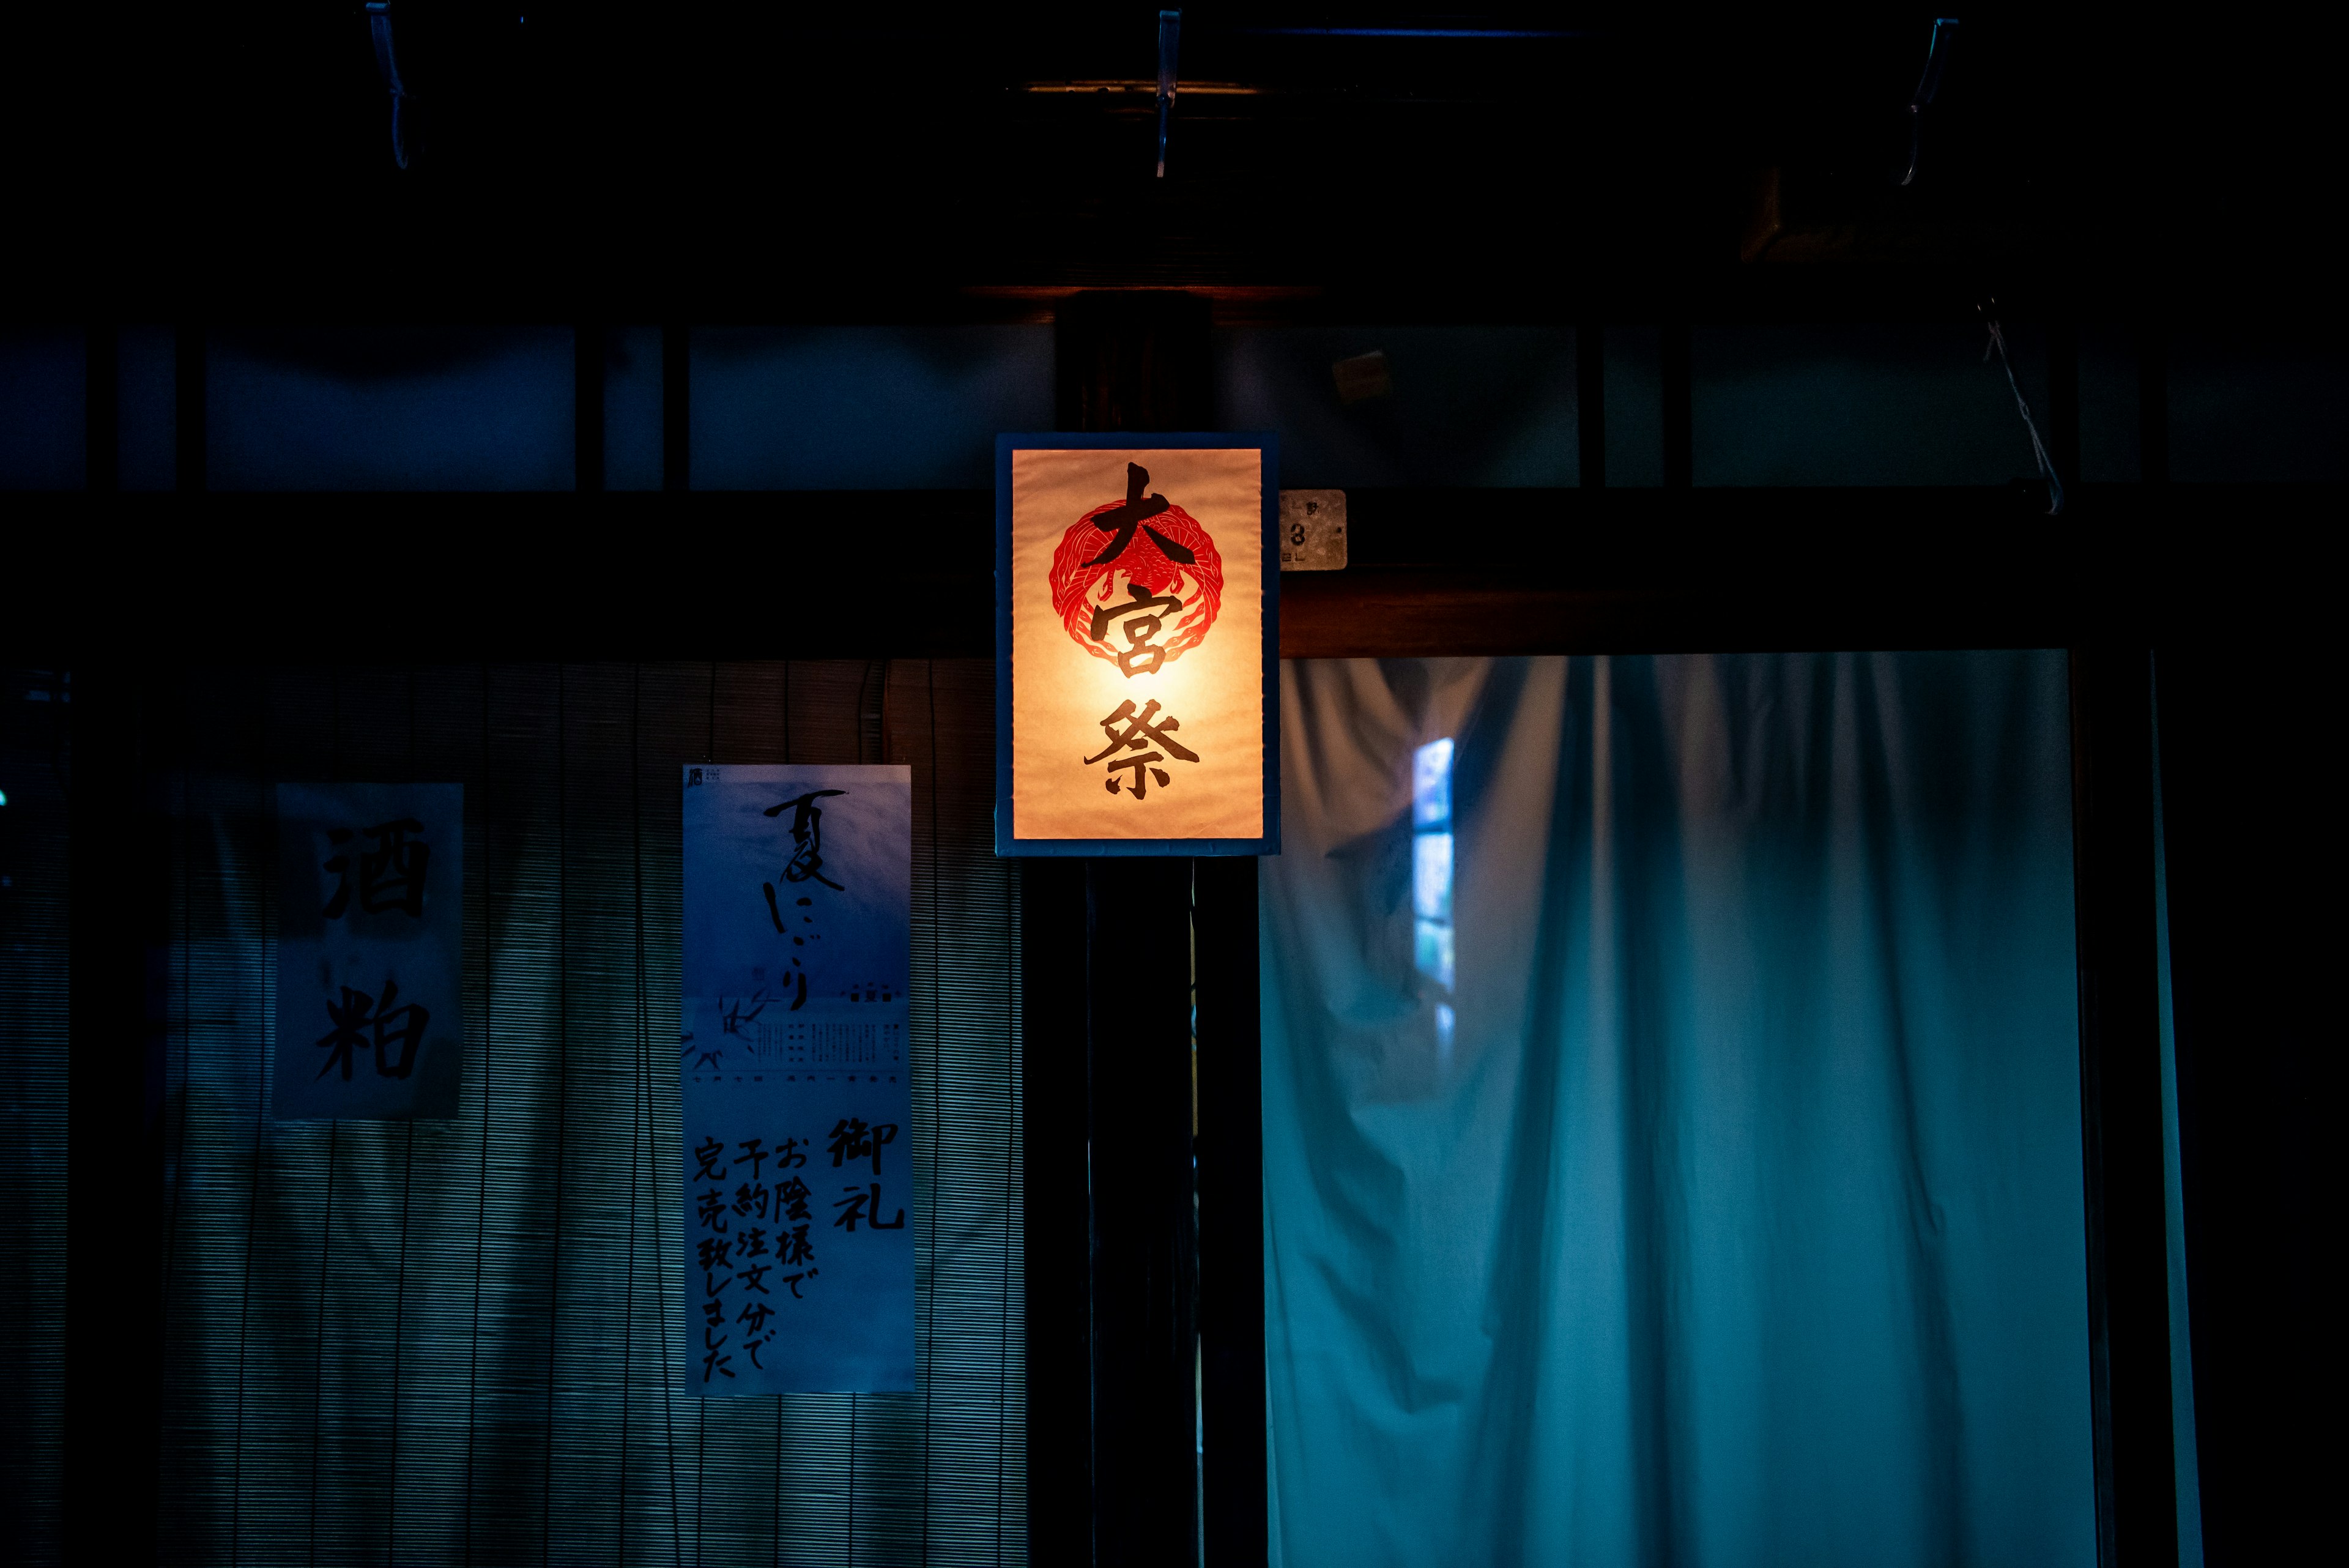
xmin=1048 ymin=462 xmax=1223 ymax=677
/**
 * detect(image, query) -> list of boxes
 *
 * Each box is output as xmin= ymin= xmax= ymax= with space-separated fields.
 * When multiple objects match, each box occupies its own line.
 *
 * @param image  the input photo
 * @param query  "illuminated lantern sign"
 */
xmin=996 ymin=434 xmax=1279 ymax=855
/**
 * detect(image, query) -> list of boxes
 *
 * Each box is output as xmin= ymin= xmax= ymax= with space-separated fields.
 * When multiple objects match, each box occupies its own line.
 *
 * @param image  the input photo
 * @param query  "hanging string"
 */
xmin=784 ymin=658 xmax=803 ymax=1561
xmin=387 ymin=671 xmax=420 ymax=1564
xmin=230 ymin=669 xmax=272 ymax=1568
xmin=855 ymin=665 xmax=886 ymax=1564
xmin=1983 ymin=306 xmax=2066 ymax=516
xmin=619 ymin=660 xmax=687 ymax=1568
xmin=993 ymin=682 xmax=1013 ymax=1568
xmin=643 ymin=667 xmax=683 ymax=1567
xmin=696 ymin=663 xmax=716 ymax=1566
xmin=919 ymin=661 xmax=941 ymax=1566
xmin=464 ymin=663 xmax=495 ymax=1566
xmin=308 ymin=1121 xmax=340 ymax=1557
xmin=310 ymin=671 xmax=346 ymax=1568
xmin=618 ymin=664 xmax=643 ymax=1565
xmin=158 ymin=678 xmax=193 ymax=1430
xmin=542 ymin=666 xmax=573 ymax=1567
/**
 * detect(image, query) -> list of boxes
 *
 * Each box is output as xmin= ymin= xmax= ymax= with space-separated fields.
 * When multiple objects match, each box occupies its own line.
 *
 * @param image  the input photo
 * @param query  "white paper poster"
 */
xmin=273 ymin=783 xmax=466 ymax=1120
xmin=681 ymin=764 xmax=914 ymax=1394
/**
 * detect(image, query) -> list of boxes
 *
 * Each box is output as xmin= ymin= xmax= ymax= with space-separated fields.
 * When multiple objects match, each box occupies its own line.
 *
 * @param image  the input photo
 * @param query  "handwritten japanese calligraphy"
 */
xmin=682 ymin=764 xmax=913 ymax=1394
xmin=274 ymin=783 xmax=464 ymax=1119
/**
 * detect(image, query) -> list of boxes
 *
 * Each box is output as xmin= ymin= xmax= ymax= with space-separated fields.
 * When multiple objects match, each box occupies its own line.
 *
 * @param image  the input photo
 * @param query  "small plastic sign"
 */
xmin=1278 ymin=489 xmax=1348 ymax=571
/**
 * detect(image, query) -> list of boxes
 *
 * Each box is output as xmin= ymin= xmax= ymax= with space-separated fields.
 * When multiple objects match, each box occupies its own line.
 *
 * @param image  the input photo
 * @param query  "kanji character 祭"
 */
xmin=1083 ymin=698 xmax=1201 ymax=799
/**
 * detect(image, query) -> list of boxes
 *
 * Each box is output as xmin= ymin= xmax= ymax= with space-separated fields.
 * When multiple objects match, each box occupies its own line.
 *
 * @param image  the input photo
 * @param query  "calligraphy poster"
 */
xmin=273 ymin=783 xmax=465 ymax=1120
xmin=681 ymin=764 xmax=914 ymax=1394
xmin=997 ymin=435 xmax=1279 ymax=855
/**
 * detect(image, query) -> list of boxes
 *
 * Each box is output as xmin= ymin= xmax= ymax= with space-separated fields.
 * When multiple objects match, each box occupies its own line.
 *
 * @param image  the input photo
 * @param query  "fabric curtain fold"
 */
xmin=1261 ymin=653 xmax=2093 ymax=1567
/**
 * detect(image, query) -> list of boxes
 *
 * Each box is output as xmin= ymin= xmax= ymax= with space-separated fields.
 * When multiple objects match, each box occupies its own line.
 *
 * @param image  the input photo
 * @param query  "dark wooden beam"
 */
xmin=2048 ymin=319 xmax=2081 ymax=488
xmin=1275 ymin=569 xmax=2085 ymax=661
xmin=173 ymin=325 xmax=205 ymax=495
xmin=1020 ymin=858 xmax=1093 ymax=1567
xmin=574 ymin=323 xmax=606 ymax=494
xmin=662 ymin=323 xmax=690 ymax=492
xmin=1030 ymin=291 xmax=1214 ymax=1568
xmin=2137 ymin=327 xmax=2169 ymax=486
xmin=2068 ymin=647 xmax=2179 ymax=1568
xmin=2152 ymin=647 xmax=2324 ymax=1563
xmin=6 ymin=485 xmax=2332 ymax=666
xmin=1576 ymin=325 xmax=1606 ymax=489
xmin=33 ymin=272 xmax=2342 ymax=330
xmin=1055 ymin=291 xmax=1213 ymax=433
xmin=63 ymin=663 xmax=168 ymax=1562
xmin=2152 ymin=660 xmax=2221 ymax=1559
xmin=1660 ymin=322 xmax=1693 ymax=488
xmin=1195 ymin=856 xmax=1266 ymax=1568
xmin=84 ymin=324 xmax=119 ymax=494
xmin=1082 ymin=857 xmax=1200 ymax=1568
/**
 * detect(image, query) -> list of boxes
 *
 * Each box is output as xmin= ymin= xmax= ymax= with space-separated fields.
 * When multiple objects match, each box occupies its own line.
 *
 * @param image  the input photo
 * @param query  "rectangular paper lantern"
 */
xmin=996 ymin=433 xmax=1279 ymax=855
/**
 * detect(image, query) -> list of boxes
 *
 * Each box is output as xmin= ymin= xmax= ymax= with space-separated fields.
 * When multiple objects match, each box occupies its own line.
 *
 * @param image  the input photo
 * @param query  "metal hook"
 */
xmin=1900 ymin=17 xmax=1960 ymax=187
xmin=366 ymin=2 xmax=413 ymax=170
xmin=1156 ymin=10 xmax=1181 ymax=178
xmin=1977 ymin=297 xmax=2066 ymax=516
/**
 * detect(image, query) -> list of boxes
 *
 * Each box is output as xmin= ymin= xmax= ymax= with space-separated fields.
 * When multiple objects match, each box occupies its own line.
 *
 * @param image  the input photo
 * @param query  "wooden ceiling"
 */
xmin=10 ymin=8 xmax=2340 ymax=323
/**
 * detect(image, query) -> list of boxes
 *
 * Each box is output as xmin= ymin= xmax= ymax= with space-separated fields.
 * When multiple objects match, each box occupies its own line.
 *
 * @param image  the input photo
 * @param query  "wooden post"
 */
xmin=2047 ymin=318 xmax=2080 ymax=490
xmin=85 ymin=325 xmax=119 ymax=494
xmin=575 ymin=323 xmax=606 ymax=494
xmin=63 ymin=663 xmax=168 ymax=1562
xmin=174 ymin=325 xmax=205 ymax=495
xmin=1025 ymin=290 xmax=1215 ymax=1568
xmin=662 ymin=322 xmax=690 ymax=492
xmin=2069 ymin=646 xmax=2180 ymax=1568
xmin=1195 ymin=855 xmax=1266 ymax=1567
xmin=1577 ymin=324 xmax=1608 ymax=489
xmin=1660 ymin=321 xmax=1693 ymax=488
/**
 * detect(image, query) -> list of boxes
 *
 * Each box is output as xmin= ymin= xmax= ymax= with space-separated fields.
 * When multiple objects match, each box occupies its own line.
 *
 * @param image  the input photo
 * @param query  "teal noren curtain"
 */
xmin=1261 ymin=653 xmax=2094 ymax=1567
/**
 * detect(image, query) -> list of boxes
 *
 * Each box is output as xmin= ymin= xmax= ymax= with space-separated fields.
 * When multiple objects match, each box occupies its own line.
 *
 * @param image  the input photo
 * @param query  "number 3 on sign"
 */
xmin=1277 ymin=489 xmax=1347 ymax=572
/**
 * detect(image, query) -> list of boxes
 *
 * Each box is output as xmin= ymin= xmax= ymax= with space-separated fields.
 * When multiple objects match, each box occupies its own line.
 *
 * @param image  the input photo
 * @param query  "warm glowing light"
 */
xmin=998 ymin=439 xmax=1275 ymax=854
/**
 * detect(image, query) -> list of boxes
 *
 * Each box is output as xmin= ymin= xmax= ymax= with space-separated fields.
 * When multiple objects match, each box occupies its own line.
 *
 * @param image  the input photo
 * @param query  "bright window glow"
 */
xmin=1412 ymin=738 xmax=1453 ymax=828
xmin=1412 ymin=738 xmax=1457 ymax=998
xmin=1411 ymin=833 xmax=1453 ymax=921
